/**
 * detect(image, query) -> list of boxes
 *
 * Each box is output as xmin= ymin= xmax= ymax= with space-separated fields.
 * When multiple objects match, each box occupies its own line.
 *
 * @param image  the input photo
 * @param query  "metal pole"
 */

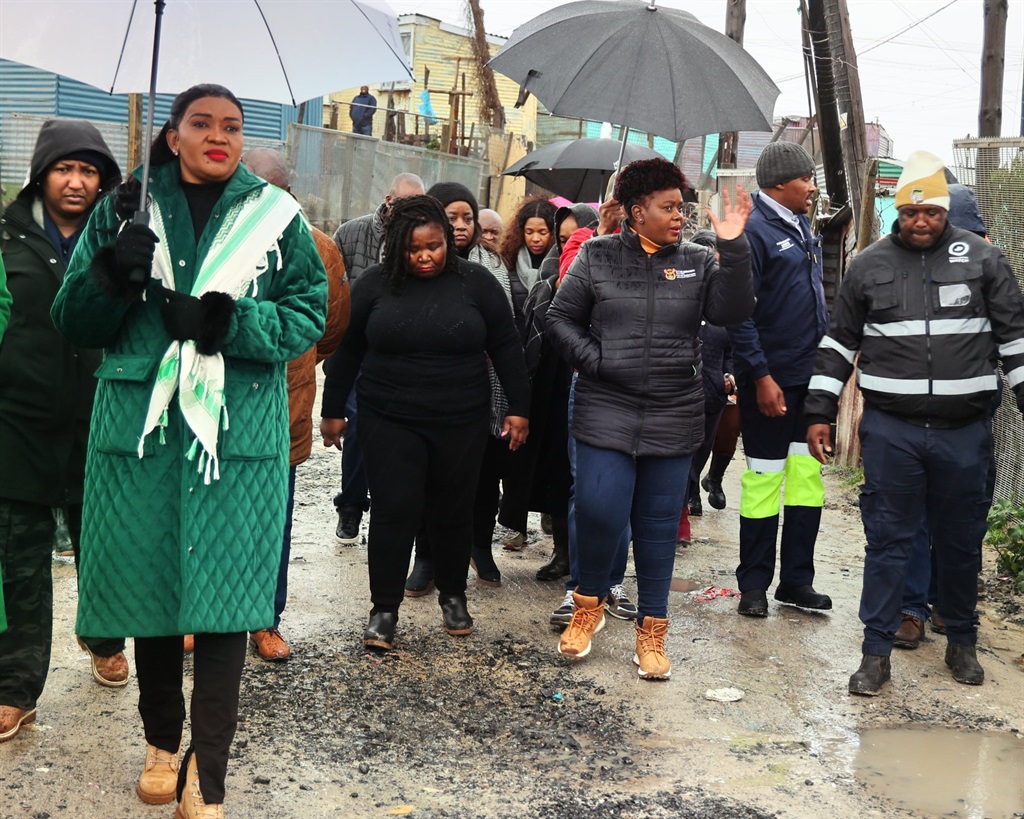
xmin=609 ymin=125 xmax=630 ymax=203
xmin=136 ymin=0 xmax=165 ymax=219
xmin=128 ymin=0 xmax=165 ymax=285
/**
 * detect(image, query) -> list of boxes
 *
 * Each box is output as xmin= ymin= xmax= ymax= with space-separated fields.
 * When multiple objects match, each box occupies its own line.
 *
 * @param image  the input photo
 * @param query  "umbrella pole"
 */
xmin=136 ymin=0 xmax=166 ymax=224
xmin=609 ymin=125 xmax=630 ymax=199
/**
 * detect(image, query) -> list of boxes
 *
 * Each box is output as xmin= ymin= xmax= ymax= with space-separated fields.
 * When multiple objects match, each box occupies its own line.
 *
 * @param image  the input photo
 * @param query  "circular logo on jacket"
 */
xmin=948 ymin=241 xmax=970 ymax=257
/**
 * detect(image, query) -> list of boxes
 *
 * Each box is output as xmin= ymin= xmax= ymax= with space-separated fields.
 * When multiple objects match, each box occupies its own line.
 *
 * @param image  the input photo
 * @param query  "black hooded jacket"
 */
xmin=0 ymin=120 xmax=120 ymax=505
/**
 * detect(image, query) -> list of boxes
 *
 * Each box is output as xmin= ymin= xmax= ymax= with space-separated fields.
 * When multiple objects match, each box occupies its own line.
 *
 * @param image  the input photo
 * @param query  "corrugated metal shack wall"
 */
xmin=1 ymin=59 xmax=303 ymax=192
xmin=953 ymin=137 xmax=1024 ymax=505
xmin=1 ymin=113 xmax=284 ymax=198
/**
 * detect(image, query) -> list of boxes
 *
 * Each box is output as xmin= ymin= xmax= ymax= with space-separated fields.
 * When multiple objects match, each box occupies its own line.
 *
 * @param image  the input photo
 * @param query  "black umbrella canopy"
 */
xmin=489 ymin=0 xmax=780 ymax=144
xmin=502 ymin=137 xmax=664 ymax=201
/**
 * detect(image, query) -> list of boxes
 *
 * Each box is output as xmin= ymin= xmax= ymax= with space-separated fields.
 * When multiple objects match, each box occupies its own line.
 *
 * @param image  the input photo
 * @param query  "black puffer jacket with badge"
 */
xmin=546 ymin=229 xmax=753 ymax=457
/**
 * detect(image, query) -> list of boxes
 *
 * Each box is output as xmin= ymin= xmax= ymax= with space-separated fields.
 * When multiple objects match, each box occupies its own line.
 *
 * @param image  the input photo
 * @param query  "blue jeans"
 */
xmin=333 ymin=388 xmax=370 ymax=514
xmin=274 ymin=467 xmax=297 ymax=627
xmin=574 ymin=441 xmax=690 ymax=620
xmin=565 ymin=374 xmax=630 ymax=592
xmin=858 ymin=409 xmax=990 ymax=656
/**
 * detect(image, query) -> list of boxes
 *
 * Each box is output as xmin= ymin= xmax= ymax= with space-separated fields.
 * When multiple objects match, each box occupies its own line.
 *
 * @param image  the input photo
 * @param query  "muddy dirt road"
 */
xmin=3 ymin=439 xmax=1023 ymax=818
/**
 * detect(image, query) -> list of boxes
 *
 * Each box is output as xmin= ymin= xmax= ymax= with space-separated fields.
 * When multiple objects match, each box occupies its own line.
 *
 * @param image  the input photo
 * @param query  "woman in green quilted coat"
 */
xmin=52 ymin=84 xmax=326 ymax=819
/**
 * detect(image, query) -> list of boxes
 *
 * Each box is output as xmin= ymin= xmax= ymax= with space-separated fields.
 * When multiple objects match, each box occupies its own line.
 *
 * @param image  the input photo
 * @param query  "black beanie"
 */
xmin=427 ymin=182 xmax=479 ymax=224
xmin=755 ymin=142 xmax=815 ymax=189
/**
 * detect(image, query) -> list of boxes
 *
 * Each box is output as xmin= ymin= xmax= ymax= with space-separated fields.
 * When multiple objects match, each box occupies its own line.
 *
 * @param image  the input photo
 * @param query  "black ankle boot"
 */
xmin=364 ymin=610 xmax=398 ymax=650
xmin=945 ymin=643 xmax=984 ymax=685
xmin=687 ymin=480 xmax=703 ymax=516
xmin=848 ymin=654 xmax=891 ymax=696
xmin=404 ymin=558 xmax=434 ymax=597
xmin=470 ymin=547 xmax=501 ymax=587
xmin=702 ymin=453 xmax=731 ymax=509
xmin=439 ymin=593 xmax=473 ymax=636
xmin=536 ymin=514 xmax=570 ymax=580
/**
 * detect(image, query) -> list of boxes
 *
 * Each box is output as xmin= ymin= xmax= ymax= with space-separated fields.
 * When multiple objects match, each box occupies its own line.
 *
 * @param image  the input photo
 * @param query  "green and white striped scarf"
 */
xmin=138 ymin=184 xmax=301 ymax=483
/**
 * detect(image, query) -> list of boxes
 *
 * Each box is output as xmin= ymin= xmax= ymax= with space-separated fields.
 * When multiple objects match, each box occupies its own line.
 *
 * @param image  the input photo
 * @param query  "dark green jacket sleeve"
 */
xmin=0 ymin=254 xmax=10 ymax=341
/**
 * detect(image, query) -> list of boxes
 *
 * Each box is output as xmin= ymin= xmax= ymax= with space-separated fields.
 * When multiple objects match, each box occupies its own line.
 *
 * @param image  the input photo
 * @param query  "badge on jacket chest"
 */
xmin=662 ymin=268 xmax=695 ymax=281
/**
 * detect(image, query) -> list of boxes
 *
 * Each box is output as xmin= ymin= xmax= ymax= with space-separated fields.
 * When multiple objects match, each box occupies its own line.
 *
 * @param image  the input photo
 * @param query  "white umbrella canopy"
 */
xmin=0 ymin=0 xmax=411 ymax=105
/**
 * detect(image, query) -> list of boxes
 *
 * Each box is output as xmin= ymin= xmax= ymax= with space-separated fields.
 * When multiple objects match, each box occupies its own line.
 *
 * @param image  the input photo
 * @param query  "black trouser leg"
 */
xmin=0 ymin=500 xmax=54 ymax=710
xmin=135 ymin=636 xmax=186 ymax=753
xmin=472 ymin=436 xmax=505 ymax=554
xmin=361 ymin=413 xmax=430 ymax=612
xmin=425 ymin=419 xmax=489 ymax=596
xmin=191 ymin=631 xmax=247 ymax=804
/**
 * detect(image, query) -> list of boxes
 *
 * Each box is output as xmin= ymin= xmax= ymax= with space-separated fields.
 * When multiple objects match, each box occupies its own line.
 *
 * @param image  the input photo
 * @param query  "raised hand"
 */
xmin=706 ymin=184 xmax=751 ymax=241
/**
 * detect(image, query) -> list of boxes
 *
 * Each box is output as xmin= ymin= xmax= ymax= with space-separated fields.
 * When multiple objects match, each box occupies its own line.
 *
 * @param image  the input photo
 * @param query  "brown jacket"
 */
xmin=288 ymin=226 xmax=349 ymax=466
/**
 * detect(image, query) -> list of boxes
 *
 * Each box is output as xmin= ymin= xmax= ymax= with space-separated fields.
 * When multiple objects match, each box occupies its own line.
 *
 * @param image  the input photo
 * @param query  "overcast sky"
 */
xmin=384 ymin=0 xmax=1024 ymax=165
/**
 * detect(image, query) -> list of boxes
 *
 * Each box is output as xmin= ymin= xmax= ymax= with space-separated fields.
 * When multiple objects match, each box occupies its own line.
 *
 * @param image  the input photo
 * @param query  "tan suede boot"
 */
xmin=633 ymin=616 xmax=671 ymax=680
xmin=174 ymin=750 xmax=225 ymax=819
xmin=557 ymin=592 xmax=606 ymax=658
xmin=137 ymin=739 xmax=181 ymax=804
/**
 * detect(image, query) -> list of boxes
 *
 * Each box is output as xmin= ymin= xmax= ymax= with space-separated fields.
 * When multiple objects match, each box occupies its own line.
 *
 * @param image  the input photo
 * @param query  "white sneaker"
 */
xmin=550 ymin=589 xmax=575 ymax=626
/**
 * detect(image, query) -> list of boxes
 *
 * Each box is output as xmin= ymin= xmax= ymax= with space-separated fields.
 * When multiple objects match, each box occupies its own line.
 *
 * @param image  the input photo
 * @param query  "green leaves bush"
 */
xmin=985 ymin=499 xmax=1024 ymax=591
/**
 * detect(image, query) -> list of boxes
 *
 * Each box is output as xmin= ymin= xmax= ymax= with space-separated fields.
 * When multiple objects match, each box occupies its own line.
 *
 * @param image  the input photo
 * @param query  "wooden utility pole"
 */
xmin=979 ymin=0 xmax=1008 ymax=136
xmin=127 ymin=93 xmax=144 ymax=170
xmin=805 ymin=0 xmax=848 ymax=208
xmin=716 ymin=0 xmax=746 ymax=170
xmin=825 ymin=0 xmax=869 ymax=224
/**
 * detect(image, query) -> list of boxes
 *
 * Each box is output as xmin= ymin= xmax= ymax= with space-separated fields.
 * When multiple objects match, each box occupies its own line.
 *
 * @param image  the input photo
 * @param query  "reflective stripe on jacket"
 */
xmin=805 ymin=223 xmax=1024 ymax=428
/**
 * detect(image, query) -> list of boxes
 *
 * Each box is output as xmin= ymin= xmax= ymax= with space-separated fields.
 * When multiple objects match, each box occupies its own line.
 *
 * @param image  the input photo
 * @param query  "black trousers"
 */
xmin=135 ymin=632 xmax=247 ymax=804
xmin=415 ymin=434 xmax=509 ymax=562
xmin=360 ymin=411 xmax=488 ymax=611
xmin=0 ymin=500 xmax=53 ymax=710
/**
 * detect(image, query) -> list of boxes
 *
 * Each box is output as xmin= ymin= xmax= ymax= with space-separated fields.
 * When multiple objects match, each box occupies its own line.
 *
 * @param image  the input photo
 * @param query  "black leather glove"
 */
xmin=113 ymin=177 xmax=142 ymax=222
xmin=114 ymin=223 xmax=158 ymax=280
xmin=159 ymin=288 xmax=236 ymax=356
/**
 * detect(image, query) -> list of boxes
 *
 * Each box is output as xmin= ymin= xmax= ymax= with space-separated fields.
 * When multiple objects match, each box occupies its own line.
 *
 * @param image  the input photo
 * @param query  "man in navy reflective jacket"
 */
xmin=806 ymin=150 xmax=1024 ymax=695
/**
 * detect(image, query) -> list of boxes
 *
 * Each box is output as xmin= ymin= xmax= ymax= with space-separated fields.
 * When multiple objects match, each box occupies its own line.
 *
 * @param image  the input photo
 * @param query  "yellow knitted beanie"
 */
xmin=895 ymin=150 xmax=950 ymax=210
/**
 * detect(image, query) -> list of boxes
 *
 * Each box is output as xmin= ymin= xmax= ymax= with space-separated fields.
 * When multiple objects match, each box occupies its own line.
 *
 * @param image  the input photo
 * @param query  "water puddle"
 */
xmin=670 ymin=577 xmax=702 ymax=593
xmin=854 ymin=725 xmax=1024 ymax=818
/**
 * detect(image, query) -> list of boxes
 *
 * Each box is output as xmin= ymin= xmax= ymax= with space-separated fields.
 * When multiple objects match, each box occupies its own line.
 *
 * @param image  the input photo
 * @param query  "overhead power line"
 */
xmin=859 ymin=0 xmax=961 ymax=56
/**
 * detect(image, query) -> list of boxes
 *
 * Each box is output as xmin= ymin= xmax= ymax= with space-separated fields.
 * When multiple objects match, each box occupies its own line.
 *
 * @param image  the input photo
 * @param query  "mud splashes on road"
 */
xmin=854 ymin=725 xmax=1024 ymax=818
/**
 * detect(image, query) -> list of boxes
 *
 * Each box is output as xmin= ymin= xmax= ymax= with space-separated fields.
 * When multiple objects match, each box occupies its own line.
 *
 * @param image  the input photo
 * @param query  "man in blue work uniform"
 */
xmin=805 ymin=150 xmax=1024 ymax=695
xmin=728 ymin=142 xmax=831 ymax=618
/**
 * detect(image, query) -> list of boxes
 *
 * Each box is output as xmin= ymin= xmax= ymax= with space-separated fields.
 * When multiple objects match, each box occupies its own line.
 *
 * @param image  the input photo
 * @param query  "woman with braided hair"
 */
xmin=320 ymin=194 xmax=530 ymax=651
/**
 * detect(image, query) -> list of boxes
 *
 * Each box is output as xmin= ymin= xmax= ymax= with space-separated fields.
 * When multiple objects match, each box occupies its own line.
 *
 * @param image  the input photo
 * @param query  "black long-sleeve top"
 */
xmin=322 ymin=257 xmax=530 ymax=424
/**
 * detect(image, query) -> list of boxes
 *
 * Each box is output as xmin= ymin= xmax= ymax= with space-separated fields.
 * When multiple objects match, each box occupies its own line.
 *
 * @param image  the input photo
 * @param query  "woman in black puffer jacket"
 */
xmin=545 ymin=158 xmax=754 ymax=680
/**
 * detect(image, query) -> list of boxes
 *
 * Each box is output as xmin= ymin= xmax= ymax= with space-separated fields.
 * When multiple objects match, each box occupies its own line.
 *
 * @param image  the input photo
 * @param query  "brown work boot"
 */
xmin=893 ymin=614 xmax=925 ymax=649
xmin=175 ymin=749 xmax=225 ymax=819
xmin=78 ymin=639 xmax=130 ymax=688
xmin=557 ymin=592 xmax=605 ymax=659
xmin=633 ymin=616 xmax=671 ymax=680
xmin=137 ymin=740 xmax=180 ymax=804
xmin=930 ymin=609 xmax=947 ymax=634
xmin=249 ymin=628 xmax=291 ymax=662
xmin=0 ymin=706 xmax=36 ymax=742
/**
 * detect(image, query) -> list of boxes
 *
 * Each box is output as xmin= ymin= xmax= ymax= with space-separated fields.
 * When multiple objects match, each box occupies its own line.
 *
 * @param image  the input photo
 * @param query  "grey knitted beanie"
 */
xmin=755 ymin=142 xmax=815 ymax=189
